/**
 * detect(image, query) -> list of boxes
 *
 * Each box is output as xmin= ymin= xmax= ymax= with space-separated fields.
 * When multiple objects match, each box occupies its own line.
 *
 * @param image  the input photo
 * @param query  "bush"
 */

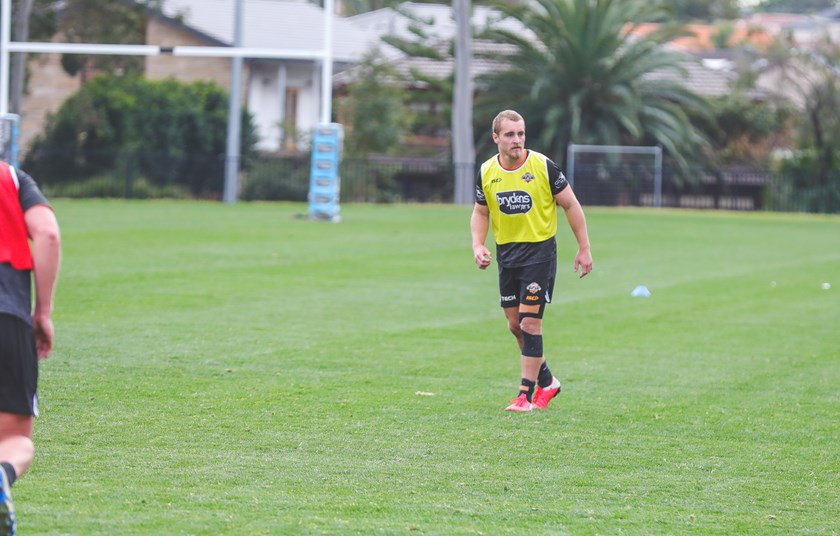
xmin=24 ymin=74 xmax=258 ymax=197
xmin=240 ymin=156 xmax=310 ymax=201
xmin=40 ymin=174 xmax=189 ymax=199
xmin=771 ymin=150 xmax=840 ymax=213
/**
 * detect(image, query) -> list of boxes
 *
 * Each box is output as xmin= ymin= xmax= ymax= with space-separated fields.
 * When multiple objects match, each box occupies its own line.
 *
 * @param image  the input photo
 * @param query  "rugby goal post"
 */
xmin=566 ymin=144 xmax=662 ymax=208
xmin=0 ymin=0 xmax=338 ymax=205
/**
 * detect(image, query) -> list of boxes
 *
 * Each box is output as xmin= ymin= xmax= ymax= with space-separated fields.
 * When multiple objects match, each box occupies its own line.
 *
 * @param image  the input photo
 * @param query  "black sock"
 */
xmin=538 ymin=362 xmax=553 ymax=388
xmin=518 ymin=378 xmax=536 ymax=402
xmin=0 ymin=462 xmax=16 ymax=487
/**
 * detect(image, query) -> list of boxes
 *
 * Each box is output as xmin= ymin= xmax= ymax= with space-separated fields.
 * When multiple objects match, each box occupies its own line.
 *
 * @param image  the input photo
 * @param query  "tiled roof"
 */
xmin=349 ymin=1 xmax=524 ymax=43
xmin=629 ymin=21 xmax=775 ymax=52
xmin=645 ymin=58 xmax=737 ymax=98
xmin=333 ymin=38 xmax=513 ymax=87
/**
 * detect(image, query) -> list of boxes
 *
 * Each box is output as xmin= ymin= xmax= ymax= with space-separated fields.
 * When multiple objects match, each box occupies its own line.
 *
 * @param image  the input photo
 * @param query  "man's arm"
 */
xmin=25 ymin=205 xmax=61 ymax=358
xmin=554 ymin=187 xmax=592 ymax=278
xmin=470 ymin=203 xmax=492 ymax=270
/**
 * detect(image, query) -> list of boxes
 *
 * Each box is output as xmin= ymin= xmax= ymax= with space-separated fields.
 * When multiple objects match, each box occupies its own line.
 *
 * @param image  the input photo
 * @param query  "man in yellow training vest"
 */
xmin=470 ymin=110 xmax=593 ymax=412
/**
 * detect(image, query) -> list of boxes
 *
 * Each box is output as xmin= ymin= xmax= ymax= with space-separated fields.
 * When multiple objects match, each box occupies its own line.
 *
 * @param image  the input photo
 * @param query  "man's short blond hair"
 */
xmin=492 ymin=110 xmax=524 ymax=134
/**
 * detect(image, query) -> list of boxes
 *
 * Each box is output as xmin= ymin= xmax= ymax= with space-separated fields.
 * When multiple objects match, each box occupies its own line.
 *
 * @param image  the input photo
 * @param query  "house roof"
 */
xmin=745 ymin=12 xmax=817 ymax=31
xmin=153 ymin=0 xmax=381 ymax=63
xmin=646 ymin=58 xmax=739 ymax=98
xmin=332 ymin=38 xmax=514 ymax=88
xmin=349 ymin=1 xmax=526 ymax=45
xmin=629 ymin=22 xmax=776 ymax=52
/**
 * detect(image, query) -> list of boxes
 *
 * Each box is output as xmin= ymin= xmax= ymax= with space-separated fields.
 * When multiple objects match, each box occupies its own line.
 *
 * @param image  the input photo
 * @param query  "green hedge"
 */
xmin=24 ymin=74 xmax=257 ymax=197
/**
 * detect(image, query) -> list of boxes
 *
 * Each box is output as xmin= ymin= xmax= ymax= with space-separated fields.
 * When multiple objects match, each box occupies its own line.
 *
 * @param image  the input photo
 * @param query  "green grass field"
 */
xmin=17 ymin=200 xmax=839 ymax=535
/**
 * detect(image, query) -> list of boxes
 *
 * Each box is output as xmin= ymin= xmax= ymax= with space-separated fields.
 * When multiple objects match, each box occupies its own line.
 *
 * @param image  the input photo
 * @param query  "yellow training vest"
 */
xmin=479 ymin=150 xmax=557 ymax=245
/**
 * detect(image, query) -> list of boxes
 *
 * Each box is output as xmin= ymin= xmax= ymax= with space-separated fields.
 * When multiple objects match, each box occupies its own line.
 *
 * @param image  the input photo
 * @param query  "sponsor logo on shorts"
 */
xmin=496 ymin=190 xmax=532 ymax=214
xmin=524 ymin=295 xmax=540 ymax=301
xmin=526 ymin=282 xmax=542 ymax=294
xmin=501 ymin=294 xmax=517 ymax=302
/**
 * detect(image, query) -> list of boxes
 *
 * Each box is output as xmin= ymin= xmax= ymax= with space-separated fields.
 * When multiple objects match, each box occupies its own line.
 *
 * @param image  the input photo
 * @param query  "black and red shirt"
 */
xmin=0 ymin=163 xmax=49 ymax=324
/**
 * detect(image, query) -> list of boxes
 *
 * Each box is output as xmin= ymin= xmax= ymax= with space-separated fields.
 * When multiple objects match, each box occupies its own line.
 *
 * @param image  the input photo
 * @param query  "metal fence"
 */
xmin=237 ymin=154 xmax=454 ymax=203
xmin=571 ymin=163 xmax=840 ymax=214
xmin=29 ymin=151 xmax=840 ymax=214
xmin=571 ymin=164 xmax=770 ymax=210
xmin=33 ymin=152 xmax=455 ymax=204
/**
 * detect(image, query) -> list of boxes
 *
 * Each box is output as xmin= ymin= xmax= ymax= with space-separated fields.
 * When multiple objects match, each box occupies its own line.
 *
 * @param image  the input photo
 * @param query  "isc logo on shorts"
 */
xmin=496 ymin=190 xmax=532 ymax=215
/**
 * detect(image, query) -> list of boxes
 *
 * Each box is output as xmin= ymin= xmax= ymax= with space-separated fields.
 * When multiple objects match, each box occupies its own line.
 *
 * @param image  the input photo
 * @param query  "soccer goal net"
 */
xmin=565 ymin=144 xmax=662 ymax=207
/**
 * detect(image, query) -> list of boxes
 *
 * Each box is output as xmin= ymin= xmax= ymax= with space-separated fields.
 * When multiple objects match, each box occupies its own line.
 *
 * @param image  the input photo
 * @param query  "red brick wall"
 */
xmin=19 ymin=51 xmax=81 ymax=156
xmin=145 ymin=19 xmax=249 ymax=97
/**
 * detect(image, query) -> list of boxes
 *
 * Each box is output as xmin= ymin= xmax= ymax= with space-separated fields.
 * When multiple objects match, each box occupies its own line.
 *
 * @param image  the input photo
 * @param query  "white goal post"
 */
xmin=0 ymin=0 xmax=337 ymax=204
xmin=566 ymin=143 xmax=663 ymax=208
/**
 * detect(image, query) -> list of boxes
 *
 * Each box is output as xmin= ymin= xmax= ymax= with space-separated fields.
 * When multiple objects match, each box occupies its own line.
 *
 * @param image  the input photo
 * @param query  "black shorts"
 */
xmin=0 ymin=314 xmax=39 ymax=416
xmin=498 ymin=259 xmax=556 ymax=317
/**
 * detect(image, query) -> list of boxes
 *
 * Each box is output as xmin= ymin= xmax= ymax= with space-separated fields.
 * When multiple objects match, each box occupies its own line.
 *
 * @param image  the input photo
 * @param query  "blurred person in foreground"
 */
xmin=470 ymin=109 xmax=592 ymax=412
xmin=0 ymin=161 xmax=61 ymax=535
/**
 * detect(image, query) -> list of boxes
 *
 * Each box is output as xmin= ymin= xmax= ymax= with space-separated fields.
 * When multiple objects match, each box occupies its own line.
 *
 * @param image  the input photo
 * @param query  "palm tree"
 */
xmin=475 ymin=0 xmax=710 ymax=172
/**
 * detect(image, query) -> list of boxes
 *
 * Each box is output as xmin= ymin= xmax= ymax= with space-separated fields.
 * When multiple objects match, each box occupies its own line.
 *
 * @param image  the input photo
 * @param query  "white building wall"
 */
xmin=246 ymin=62 xmax=322 ymax=152
xmin=248 ymin=65 xmax=281 ymax=152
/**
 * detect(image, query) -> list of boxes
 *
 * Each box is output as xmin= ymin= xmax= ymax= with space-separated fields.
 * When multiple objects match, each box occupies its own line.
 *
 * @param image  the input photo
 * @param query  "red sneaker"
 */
xmin=505 ymin=393 xmax=533 ymax=412
xmin=532 ymin=377 xmax=561 ymax=409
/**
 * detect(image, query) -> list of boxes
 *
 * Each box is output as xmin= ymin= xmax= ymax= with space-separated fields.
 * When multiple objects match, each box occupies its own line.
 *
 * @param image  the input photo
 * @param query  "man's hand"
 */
xmin=575 ymin=248 xmax=593 ymax=278
xmin=474 ymin=245 xmax=492 ymax=270
xmin=32 ymin=312 xmax=54 ymax=359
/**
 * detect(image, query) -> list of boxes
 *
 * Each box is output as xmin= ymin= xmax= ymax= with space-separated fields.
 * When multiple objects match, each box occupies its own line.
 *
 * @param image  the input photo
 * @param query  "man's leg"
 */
xmin=503 ymin=306 xmax=523 ymax=351
xmin=506 ymin=261 xmax=559 ymax=411
xmin=519 ymin=265 xmax=561 ymax=409
xmin=518 ymin=307 xmax=545 ymax=384
xmin=0 ymin=413 xmax=33 ymax=536
xmin=0 ymin=314 xmax=39 ymax=536
xmin=504 ymin=304 xmax=544 ymax=412
xmin=0 ymin=414 xmax=34 ymax=478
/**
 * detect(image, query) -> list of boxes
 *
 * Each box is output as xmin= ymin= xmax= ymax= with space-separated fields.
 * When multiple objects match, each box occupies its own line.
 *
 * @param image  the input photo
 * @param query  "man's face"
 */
xmin=493 ymin=118 xmax=526 ymax=163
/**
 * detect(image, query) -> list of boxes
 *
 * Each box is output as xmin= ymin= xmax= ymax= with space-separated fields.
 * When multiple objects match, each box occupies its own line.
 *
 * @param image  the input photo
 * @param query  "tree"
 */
xmin=736 ymin=31 xmax=840 ymax=211
xmin=693 ymin=94 xmax=791 ymax=167
xmin=475 ymin=0 xmax=711 ymax=174
xmin=61 ymin=0 xmax=161 ymax=81
xmin=668 ymin=0 xmax=740 ymax=21
xmin=339 ymin=0 xmax=402 ymax=16
xmin=338 ymin=50 xmax=410 ymax=156
xmin=788 ymin=40 xmax=840 ymax=212
xmin=14 ymin=0 xmax=162 ymax=83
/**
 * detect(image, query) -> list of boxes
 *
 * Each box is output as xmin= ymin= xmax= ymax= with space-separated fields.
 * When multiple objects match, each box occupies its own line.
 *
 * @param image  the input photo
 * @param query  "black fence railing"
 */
xmin=32 ymin=152 xmax=456 ymax=204
xmin=571 ymin=164 xmax=840 ymax=214
xmin=26 ymin=150 xmax=840 ymax=214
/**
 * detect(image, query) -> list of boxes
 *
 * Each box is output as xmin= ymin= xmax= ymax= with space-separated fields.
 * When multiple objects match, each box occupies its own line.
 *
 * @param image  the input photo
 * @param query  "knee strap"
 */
xmin=521 ymin=331 xmax=543 ymax=357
